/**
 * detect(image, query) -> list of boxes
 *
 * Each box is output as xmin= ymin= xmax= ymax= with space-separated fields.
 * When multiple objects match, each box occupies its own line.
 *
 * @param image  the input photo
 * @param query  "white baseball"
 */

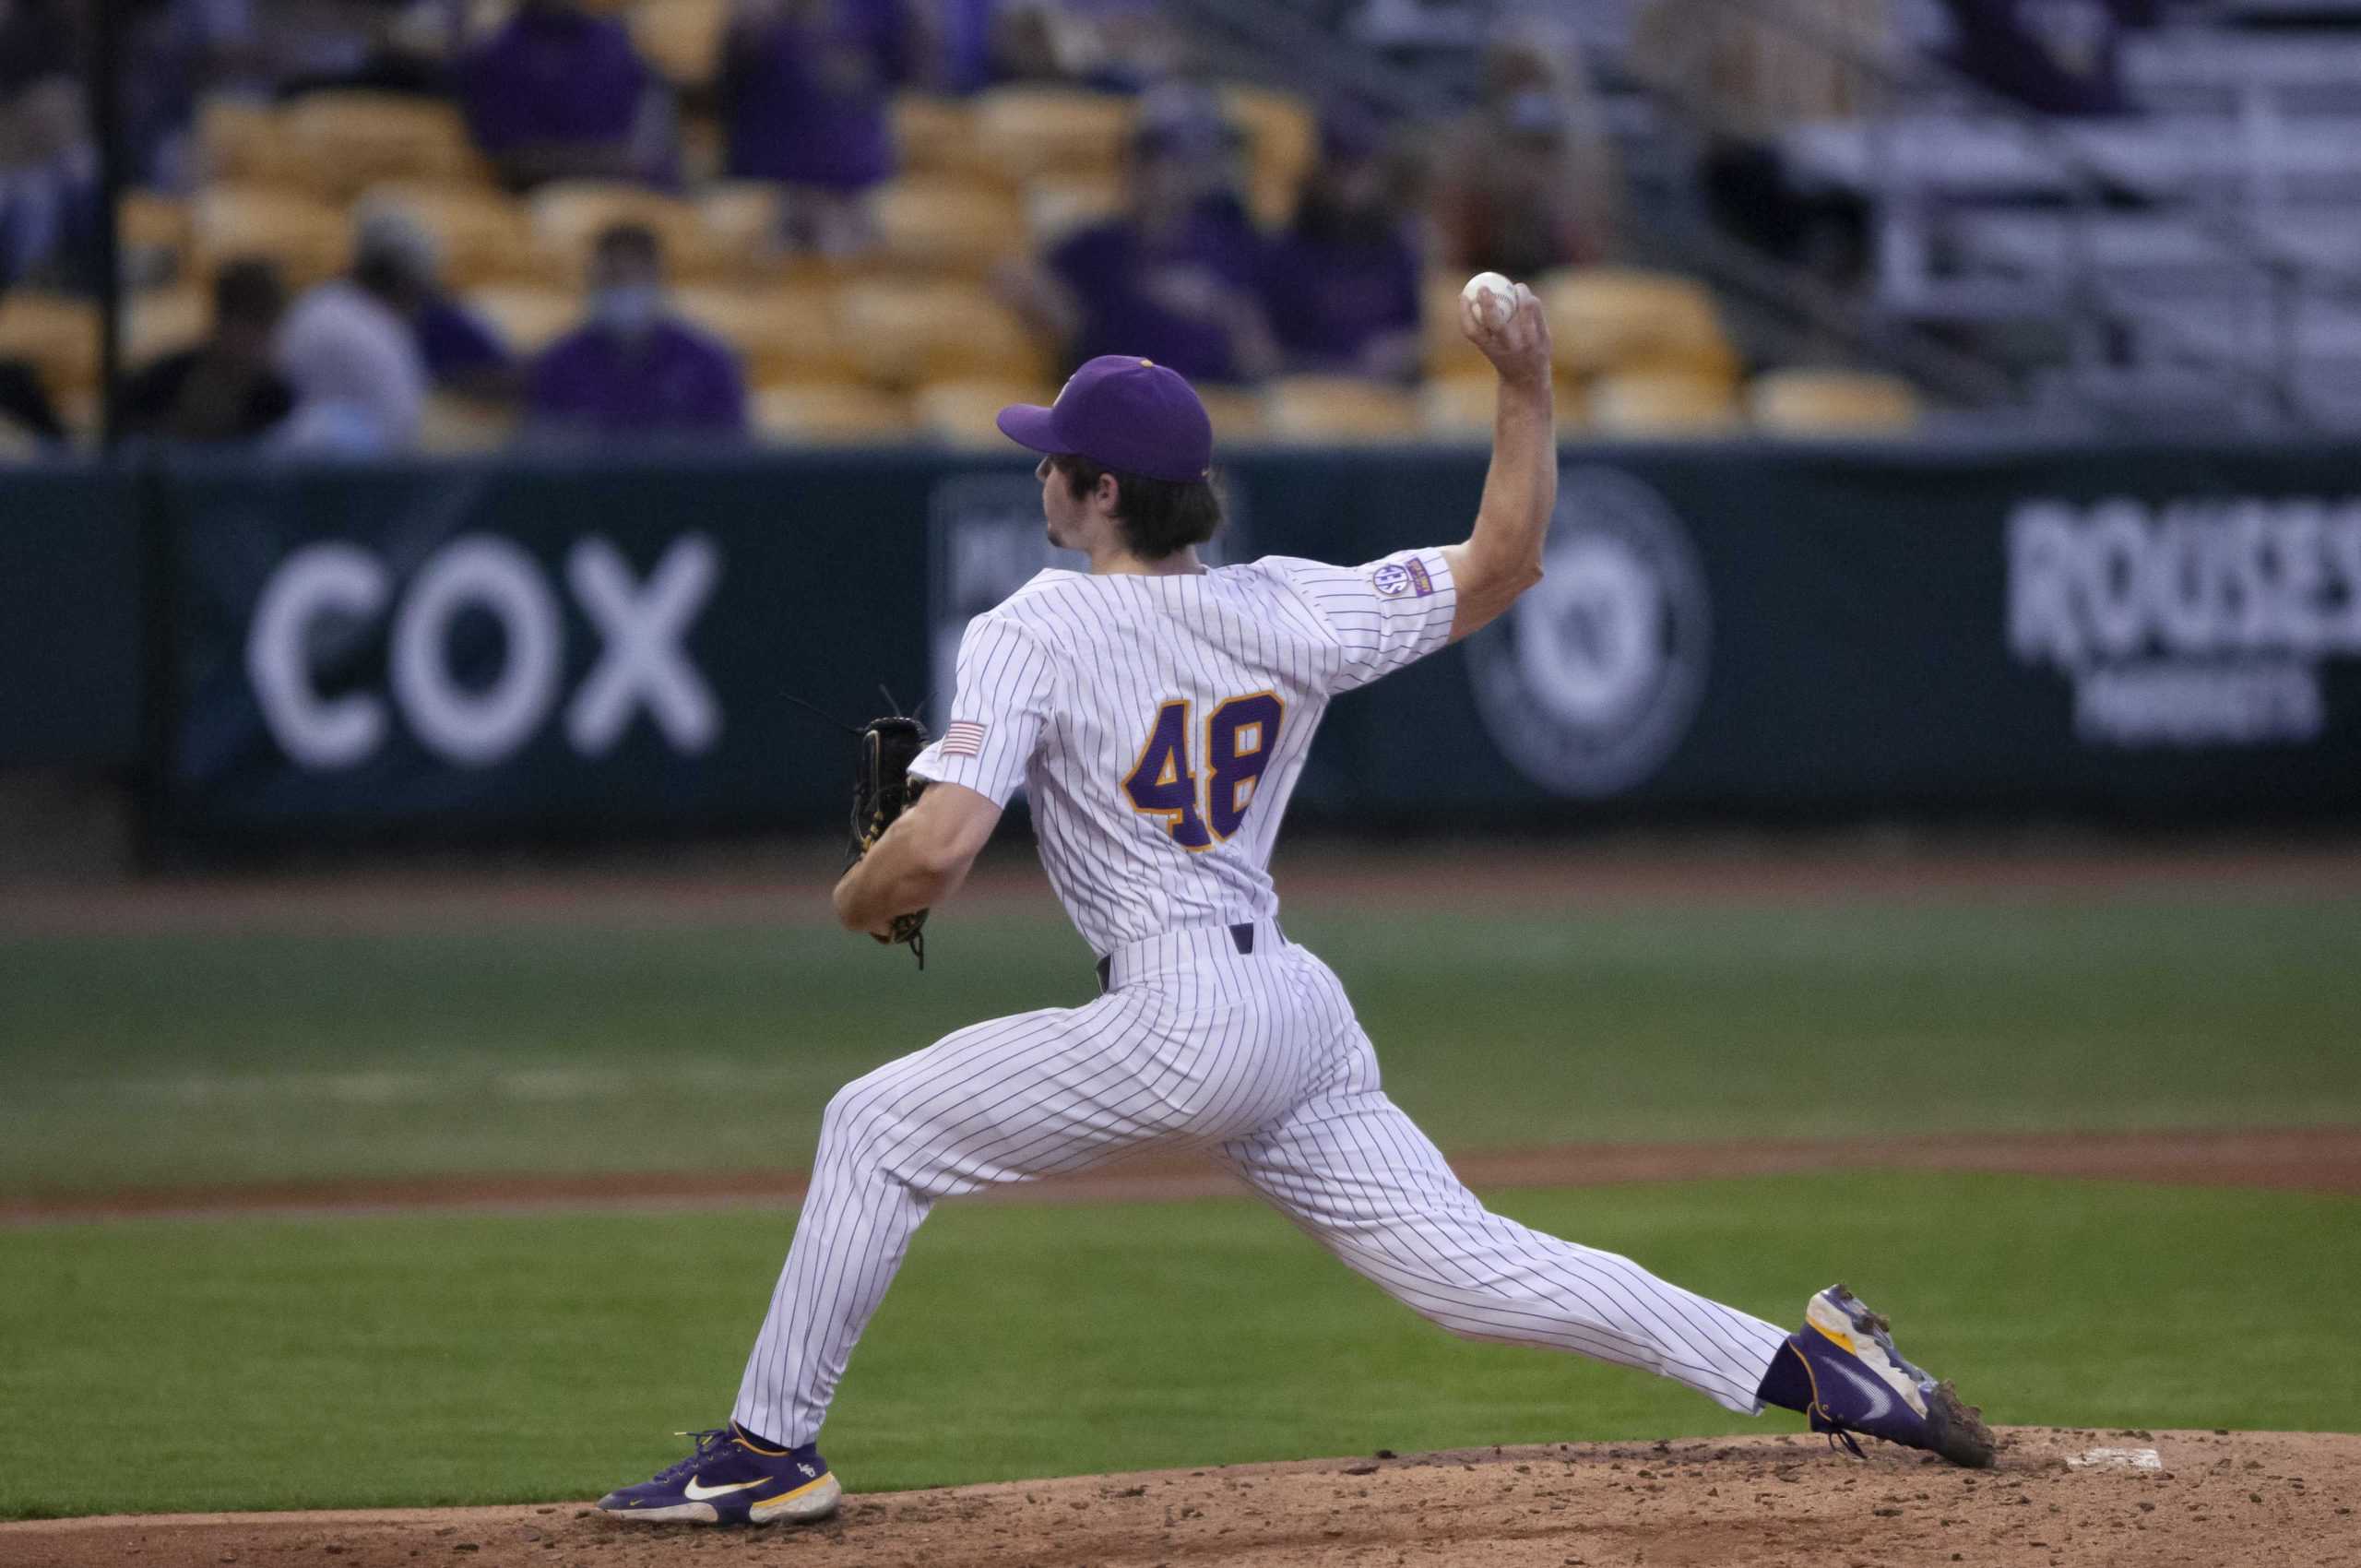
xmin=1462 ymin=271 xmax=1516 ymax=331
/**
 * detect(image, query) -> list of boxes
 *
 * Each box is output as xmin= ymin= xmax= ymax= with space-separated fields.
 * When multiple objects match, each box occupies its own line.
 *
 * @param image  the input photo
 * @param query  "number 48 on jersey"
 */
xmin=1123 ymin=694 xmax=1285 ymax=849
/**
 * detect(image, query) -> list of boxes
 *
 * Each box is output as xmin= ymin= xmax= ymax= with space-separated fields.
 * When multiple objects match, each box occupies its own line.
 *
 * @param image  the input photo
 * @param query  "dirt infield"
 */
xmin=6 ymin=1429 xmax=2353 ymax=1568
xmin=8 ymin=1125 xmax=2358 ymax=1225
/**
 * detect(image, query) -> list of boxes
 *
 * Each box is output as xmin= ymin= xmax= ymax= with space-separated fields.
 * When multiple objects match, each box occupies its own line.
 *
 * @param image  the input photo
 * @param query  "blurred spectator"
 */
xmin=528 ymin=220 xmax=746 ymax=439
xmin=0 ymin=278 xmax=67 ymax=451
xmin=0 ymin=76 xmax=101 ymax=293
xmin=1630 ymin=0 xmax=1883 ymax=280
xmin=458 ymin=0 xmax=675 ymax=191
xmin=1938 ymin=0 xmax=2157 ymax=115
xmin=117 ymin=257 xmax=296 ymax=442
xmin=352 ymin=200 xmax=518 ymax=399
xmin=270 ymin=214 xmax=431 ymax=453
xmin=719 ymin=0 xmax=911 ymax=255
xmin=1259 ymin=106 xmax=1421 ymax=382
xmin=1002 ymin=86 xmax=1275 ymax=385
xmin=1430 ymin=20 xmax=1623 ymax=278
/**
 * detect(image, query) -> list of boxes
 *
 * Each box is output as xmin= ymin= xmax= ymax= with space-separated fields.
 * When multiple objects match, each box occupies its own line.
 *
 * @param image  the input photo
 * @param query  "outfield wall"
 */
xmin=6 ymin=438 xmax=2359 ymax=846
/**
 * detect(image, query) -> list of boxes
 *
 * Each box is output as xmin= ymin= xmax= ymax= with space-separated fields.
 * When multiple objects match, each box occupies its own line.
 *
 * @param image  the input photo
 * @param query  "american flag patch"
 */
xmin=941 ymin=720 xmax=988 ymax=757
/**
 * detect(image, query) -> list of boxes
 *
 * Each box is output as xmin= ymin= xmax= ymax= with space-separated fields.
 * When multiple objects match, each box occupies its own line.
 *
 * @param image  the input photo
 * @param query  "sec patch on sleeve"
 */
xmin=1370 ymin=558 xmax=1435 ymax=599
xmin=941 ymin=720 xmax=988 ymax=756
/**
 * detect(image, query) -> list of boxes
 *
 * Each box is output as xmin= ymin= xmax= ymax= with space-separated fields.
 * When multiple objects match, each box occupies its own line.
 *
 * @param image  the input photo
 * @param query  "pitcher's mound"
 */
xmin=6 ymin=1429 xmax=2353 ymax=1568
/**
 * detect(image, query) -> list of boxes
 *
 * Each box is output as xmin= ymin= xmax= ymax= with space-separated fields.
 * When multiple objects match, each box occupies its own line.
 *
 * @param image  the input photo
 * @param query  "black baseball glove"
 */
xmin=848 ymin=716 xmax=929 ymax=967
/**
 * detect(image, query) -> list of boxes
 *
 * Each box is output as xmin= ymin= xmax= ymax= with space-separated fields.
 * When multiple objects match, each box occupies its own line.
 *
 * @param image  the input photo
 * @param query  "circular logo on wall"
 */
xmin=1465 ymin=466 xmax=1712 ymax=797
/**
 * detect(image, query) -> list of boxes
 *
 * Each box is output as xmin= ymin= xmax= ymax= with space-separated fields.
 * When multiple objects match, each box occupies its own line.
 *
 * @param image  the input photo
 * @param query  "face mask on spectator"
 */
xmin=594 ymin=284 xmax=662 ymax=339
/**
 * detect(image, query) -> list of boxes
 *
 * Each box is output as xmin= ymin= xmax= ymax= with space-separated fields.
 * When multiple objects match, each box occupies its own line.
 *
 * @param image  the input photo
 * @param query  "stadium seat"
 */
xmin=869 ymin=178 xmax=1031 ymax=279
xmin=530 ymin=182 xmax=725 ymax=280
xmin=1587 ymin=368 xmax=1741 ymax=435
xmin=1194 ymin=385 xmax=1266 ymax=443
xmin=0 ymin=291 xmax=98 ymax=394
xmin=283 ymin=92 xmax=489 ymax=198
xmin=195 ymin=97 xmax=296 ymax=184
xmin=1261 ymin=376 xmax=1421 ymax=443
xmin=1539 ymin=268 xmax=1738 ymax=380
xmin=463 ymin=285 xmax=585 ymax=353
xmin=120 ymin=193 xmax=191 ymax=273
xmin=192 ymin=185 xmax=352 ymax=290
xmin=1421 ymin=279 xmax=1491 ymax=377
xmin=126 ymin=288 xmax=209 ymax=364
xmin=753 ymin=381 xmax=914 ymax=445
xmin=630 ymin=0 xmax=729 ymax=87
xmin=1023 ymin=172 xmax=1123 ymax=244
xmin=974 ymin=87 xmax=1135 ymax=183
xmin=1219 ymin=83 xmax=1315 ymax=227
xmin=911 ymin=377 xmax=1056 ymax=446
xmin=1418 ymin=373 xmax=1494 ymax=438
xmin=891 ymin=93 xmax=1003 ymax=184
xmin=696 ymin=184 xmax=786 ymax=272
xmin=837 ymin=279 xmax=1050 ymax=386
xmin=419 ymin=392 xmax=519 ymax=452
xmin=361 ymin=182 xmax=541 ymax=289
xmin=670 ymin=284 xmax=855 ymax=382
xmin=1746 ymin=368 xmax=1923 ymax=434
xmin=1420 ymin=371 xmax=1588 ymax=438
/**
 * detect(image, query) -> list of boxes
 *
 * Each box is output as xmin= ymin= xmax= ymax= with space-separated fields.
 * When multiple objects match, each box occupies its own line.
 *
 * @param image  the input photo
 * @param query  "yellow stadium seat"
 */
xmin=1420 ymin=279 xmax=1491 ymax=378
xmin=892 ymin=93 xmax=1003 ymax=184
xmin=420 ymin=392 xmax=519 ymax=452
xmin=911 ymin=377 xmax=1055 ymax=446
xmin=869 ymin=178 xmax=1030 ymax=278
xmin=126 ymin=287 xmax=210 ymax=363
xmin=121 ymin=193 xmax=191 ymax=265
xmin=1746 ymin=368 xmax=1922 ymax=435
xmin=1418 ymin=373 xmax=1494 ymax=439
xmin=1219 ymin=84 xmax=1315 ymax=227
xmin=196 ymin=97 xmax=297 ymax=184
xmin=1587 ymin=368 xmax=1740 ymax=436
xmin=530 ymin=182 xmax=726 ymax=280
xmin=974 ymin=87 xmax=1135 ymax=183
xmin=1419 ymin=371 xmax=1589 ymax=438
xmin=1261 ymin=376 xmax=1421 ymax=444
xmin=670 ymin=284 xmax=854 ymax=382
xmin=697 ymin=183 xmax=786 ymax=272
xmin=0 ymin=292 xmax=98 ymax=394
xmin=630 ymin=0 xmax=729 ymax=87
xmin=1023 ymin=172 xmax=1122 ymax=244
xmin=753 ymin=381 xmax=914 ymax=445
xmin=283 ymin=92 xmax=489 ymax=198
xmin=464 ymin=286 xmax=585 ymax=353
xmin=192 ymin=185 xmax=351 ymax=290
xmin=1194 ymin=385 xmax=1265 ymax=444
xmin=1540 ymin=267 xmax=1738 ymax=380
xmin=837 ymin=279 xmax=1050 ymax=386
xmin=360 ymin=182 xmax=540 ymax=289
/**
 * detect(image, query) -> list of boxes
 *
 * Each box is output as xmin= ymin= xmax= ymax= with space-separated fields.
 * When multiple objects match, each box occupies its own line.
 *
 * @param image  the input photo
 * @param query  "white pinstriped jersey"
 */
xmin=909 ymin=547 xmax=1460 ymax=955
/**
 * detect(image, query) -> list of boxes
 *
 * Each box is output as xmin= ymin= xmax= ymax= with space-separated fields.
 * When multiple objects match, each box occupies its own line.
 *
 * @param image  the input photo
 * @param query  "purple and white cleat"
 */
xmin=597 ymin=1423 xmax=841 ymax=1524
xmin=1781 ymin=1284 xmax=1996 ymax=1467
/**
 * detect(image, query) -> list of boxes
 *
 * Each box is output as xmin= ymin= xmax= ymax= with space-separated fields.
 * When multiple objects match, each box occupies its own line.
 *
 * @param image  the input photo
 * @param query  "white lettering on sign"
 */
xmin=2006 ymin=497 xmax=2361 ymax=747
xmin=245 ymin=533 xmax=721 ymax=771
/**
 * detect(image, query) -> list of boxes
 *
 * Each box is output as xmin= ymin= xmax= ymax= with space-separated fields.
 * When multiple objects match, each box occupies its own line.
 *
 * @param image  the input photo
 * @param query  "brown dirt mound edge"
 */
xmin=5 ymin=1429 xmax=2354 ymax=1568
xmin=10 ymin=1126 xmax=2361 ymax=1225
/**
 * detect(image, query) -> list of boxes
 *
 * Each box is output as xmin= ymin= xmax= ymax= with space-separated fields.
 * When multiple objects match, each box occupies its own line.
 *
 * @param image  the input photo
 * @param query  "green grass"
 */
xmin=1 ymin=1173 xmax=2354 ymax=1519
xmin=4 ymin=898 xmax=2358 ymax=1193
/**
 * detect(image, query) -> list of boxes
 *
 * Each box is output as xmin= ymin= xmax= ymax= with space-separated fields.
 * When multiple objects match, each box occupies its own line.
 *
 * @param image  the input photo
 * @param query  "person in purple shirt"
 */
xmin=528 ymin=222 xmax=748 ymax=441
xmin=458 ymin=0 xmax=675 ymax=191
xmin=1258 ymin=106 xmax=1421 ymax=383
xmin=1002 ymin=86 xmax=1275 ymax=385
xmin=720 ymin=0 xmax=911 ymax=253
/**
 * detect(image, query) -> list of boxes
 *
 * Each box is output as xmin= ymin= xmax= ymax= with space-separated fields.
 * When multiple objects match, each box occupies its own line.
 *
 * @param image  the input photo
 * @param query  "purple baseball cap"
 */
xmin=996 ymin=355 xmax=1215 ymax=483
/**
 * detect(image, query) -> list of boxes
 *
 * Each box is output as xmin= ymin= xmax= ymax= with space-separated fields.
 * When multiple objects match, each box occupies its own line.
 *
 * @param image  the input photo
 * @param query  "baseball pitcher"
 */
xmin=598 ymin=279 xmax=1993 ymax=1526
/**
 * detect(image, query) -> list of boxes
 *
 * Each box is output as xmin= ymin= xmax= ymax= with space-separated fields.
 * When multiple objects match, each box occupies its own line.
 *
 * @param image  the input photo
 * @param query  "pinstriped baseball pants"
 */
xmin=734 ymin=924 xmax=1791 ymax=1446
